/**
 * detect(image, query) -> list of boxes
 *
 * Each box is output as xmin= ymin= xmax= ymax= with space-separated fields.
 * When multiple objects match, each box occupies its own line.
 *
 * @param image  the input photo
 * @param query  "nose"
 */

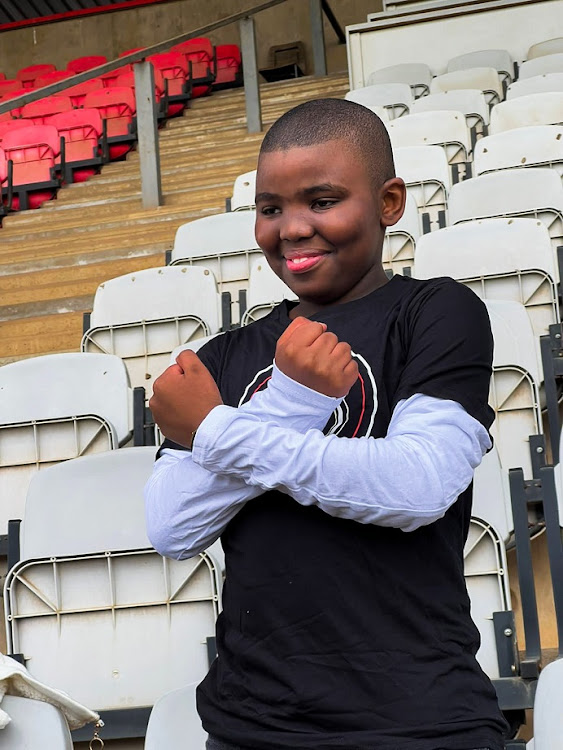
xmin=279 ymin=209 xmax=315 ymax=243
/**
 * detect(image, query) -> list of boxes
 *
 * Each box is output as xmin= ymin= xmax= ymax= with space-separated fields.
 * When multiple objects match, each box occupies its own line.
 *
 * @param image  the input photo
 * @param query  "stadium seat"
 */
xmin=241 ymin=259 xmax=297 ymax=325
xmin=527 ymin=658 xmax=563 ymax=749
xmin=0 ymin=118 xmax=34 ymax=141
xmin=230 ymin=169 xmax=256 ymax=211
xmin=366 ymin=62 xmax=432 ymax=98
xmin=387 ymin=110 xmax=471 ymax=168
xmin=16 ymin=63 xmax=56 ymax=89
xmin=58 ymin=78 xmax=104 ymax=108
xmin=99 ymin=64 xmax=132 ymax=88
xmin=213 ymin=44 xmax=242 ymax=90
xmin=34 ymin=70 xmax=74 ymax=88
xmin=81 ymin=266 xmax=222 ymax=396
xmin=172 ymin=37 xmax=216 ymax=97
xmin=447 ymin=168 xmax=563 ymax=272
xmin=430 ymin=68 xmax=504 ymax=107
xmin=114 ymin=68 xmax=167 ymax=119
xmin=345 ymin=82 xmax=413 ymax=118
xmin=489 ymin=92 xmax=563 ymax=133
xmin=4 ymin=449 xmax=222 ymax=733
xmin=21 ymin=95 xmax=73 ymax=125
xmin=1 ymin=124 xmax=62 ymax=210
xmin=473 ymin=125 xmax=563 ymax=180
xmin=447 ymin=49 xmax=514 ymax=86
xmin=507 ymin=72 xmax=563 ymax=99
xmin=0 ymin=80 xmax=22 ymax=97
xmin=410 ymin=90 xmax=489 ymax=135
xmin=527 ymin=36 xmax=563 ymax=60
xmin=0 ymin=352 xmax=136 ymax=535
xmin=0 ymin=87 xmax=29 ymax=118
xmin=147 ymin=52 xmax=190 ymax=115
xmin=83 ymin=86 xmax=136 ymax=160
xmin=170 ymin=211 xmax=261 ymax=318
xmin=519 ymin=52 xmax=563 ymax=79
xmin=66 ymin=55 xmax=108 ymax=74
xmin=0 ymin=696 xmax=73 ymax=749
xmin=382 ymin=192 xmax=421 ymax=275
xmin=145 ymin=683 xmax=206 ymax=750
xmin=47 ymin=108 xmax=104 ymax=183
xmin=393 ymin=145 xmax=451 ymax=229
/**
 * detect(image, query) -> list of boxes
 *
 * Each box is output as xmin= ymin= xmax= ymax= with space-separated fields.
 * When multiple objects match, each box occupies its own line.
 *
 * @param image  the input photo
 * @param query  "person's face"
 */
xmin=254 ymin=139 xmax=406 ymax=317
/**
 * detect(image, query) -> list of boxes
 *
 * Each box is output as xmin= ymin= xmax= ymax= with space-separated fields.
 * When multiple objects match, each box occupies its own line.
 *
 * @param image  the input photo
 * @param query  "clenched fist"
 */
xmin=149 ymin=349 xmax=223 ymax=448
xmin=275 ymin=317 xmax=358 ymax=398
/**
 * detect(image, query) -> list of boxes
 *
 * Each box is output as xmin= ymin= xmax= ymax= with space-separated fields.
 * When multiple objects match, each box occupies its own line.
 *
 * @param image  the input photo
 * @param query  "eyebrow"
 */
xmin=255 ymin=183 xmax=347 ymax=203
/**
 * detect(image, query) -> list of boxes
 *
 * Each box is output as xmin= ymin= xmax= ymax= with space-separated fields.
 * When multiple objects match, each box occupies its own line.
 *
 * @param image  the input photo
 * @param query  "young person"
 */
xmin=145 ymin=98 xmax=507 ymax=750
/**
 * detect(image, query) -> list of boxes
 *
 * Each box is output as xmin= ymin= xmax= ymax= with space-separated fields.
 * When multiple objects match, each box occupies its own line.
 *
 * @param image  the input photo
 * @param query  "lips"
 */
xmin=284 ymin=252 xmax=328 ymax=274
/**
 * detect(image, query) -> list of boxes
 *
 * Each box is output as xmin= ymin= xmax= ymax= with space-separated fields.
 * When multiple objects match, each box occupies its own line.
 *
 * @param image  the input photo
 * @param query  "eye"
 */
xmin=312 ymin=198 xmax=337 ymax=210
xmin=260 ymin=205 xmax=281 ymax=216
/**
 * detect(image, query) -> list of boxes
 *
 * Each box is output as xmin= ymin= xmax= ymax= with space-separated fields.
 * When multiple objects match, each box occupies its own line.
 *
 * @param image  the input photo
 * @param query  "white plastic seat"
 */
xmin=430 ymin=67 xmax=504 ymax=107
xmin=413 ymin=217 xmax=559 ymax=343
xmin=528 ymin=37 xmax=563 ymax=60
xmin=410 ymin=89 xmax=489 ymax=132
xmin=388 ymin=110 xmax=471 ymax=165
xmin=393 ymin=145 xmax=451 ymax=226
xmin=382 ymin=192 xmax=421 ymax=275
xmin=519 ymin=52 xmax=563 ymax=79
xmin=171 ymin=332 xmax=223 ymax=360
xmin=530 ymin=658 xmax=563 ymax=749
xmin=241 ymin=260 xmax=296 ymax=326
xmin=345 ymin=83 xmax=413 ymax=118
xmin=0 ymin=352 xmax=134 ymax=535
xmin=231 ymin=169 xmax=256 ymax=211
xmin=473 ymin=126 xmax=563 ymax=180
xmin=489 ymin=92 xmax=563 ymax=133
xmin=447 ymin=49 xmax=514 ymax=85
xmin=447 ymin=168 xmax=563 ymax=273
xmin=145 ymin=682 xmax=206 ymax=750
xmin=0 ymin=696 xmax=73 ymax=750
xmin=507 ymin=72 xmax=563 ymax=99
xmin=5 ymin=449 xmax=223 ymax=717
xmin=81 ymin=266 xmax=222 ymax=397
xmin=366 ymin=62 xmax=432 ymax=98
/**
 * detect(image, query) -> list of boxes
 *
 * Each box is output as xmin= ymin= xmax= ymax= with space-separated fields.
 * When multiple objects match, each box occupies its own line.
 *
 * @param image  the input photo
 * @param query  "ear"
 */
xmin=380 ymin=177 xmax=407 ymax=228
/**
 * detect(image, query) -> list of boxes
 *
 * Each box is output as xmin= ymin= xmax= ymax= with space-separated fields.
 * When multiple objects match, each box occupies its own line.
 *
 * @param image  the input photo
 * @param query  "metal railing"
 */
xmin=0 ymin=0 xmax=332 ymax=209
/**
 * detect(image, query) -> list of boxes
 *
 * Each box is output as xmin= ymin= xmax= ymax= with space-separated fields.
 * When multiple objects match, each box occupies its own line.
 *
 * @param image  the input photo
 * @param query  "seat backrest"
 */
xmin=66 ymin=55 xmax=107 ymax=74
xmin=34 ymin=71 xmax=74 ymax=88
xmin=367 ymin=62 xmax=432 ymax=97
xmin=410 ymin=89 xmax=489 ymax=128
xmin=173 ymin=37 xmax=213 ymax=61
xmin=0 ymin=118 xmax=34 ymax=141
xmin=519 ymin=52 xmax=563 ymax=79
xmin=490 ymin=92 xmax=563 ymax=134
xmin=531 ymin=658 xmax=563 ymax=749
xmin=507 ymin=72 xmax=563 ymax=99
xmin=393 ymin=144 xmax=451 ymax=218
xmin=430 ymin=67 xmax=503 ymax=105
xmin=0 ymin=147 xmax=6 ymax=183
xmin=345 ymin=82 xmax=413 ymax=117
xmin=382 ymin=192 xmax=421 ymax=275
xmin=16 ymin=64 xmax=56 ymax=87
xmin=241 ymin=259 xmax=297 ymax=325
xmin=388 ymin=110 xmax=470 ymax=164
xmin=1 ymin=124 xmax=61 ymax=156
xmin=473 ymin=125 xmax=563 ymax=177
xmin=83 ymin=86 xmax=136 ymax=115
xmin=231 ymin=169 xmax=256 ymax=211
xmin=413 ymin=217 xmax=558 ymax=341
xmin=47 ymin=107 xmax=104 ymax=140
xmin=114 ymin=68 xmax=166 ymax=97
xmin=216 ymin=44 xmax=242 ymax=65
xmin=0 ymin=80 xmax=21 ymax=96
xmin=21 ymin=95 xmax=73 ymax=124
xmin=0 ymin=696 xmax=73 ymax=750
xmin=58 ymin=78 xmax=104 ymax=106
xmin=145 ymin=683 xmax=206 ymax=750
xmin=527 ymin=36 xmax=563 ymax=60
xmin=148 ymin=52 xmax=188 ymax=78
xmin=447 ymin=49 xmax=513 ymax=82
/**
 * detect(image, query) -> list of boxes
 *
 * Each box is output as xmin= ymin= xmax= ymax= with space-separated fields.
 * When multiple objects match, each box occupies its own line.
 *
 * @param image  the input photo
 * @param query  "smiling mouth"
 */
xmin=285 ymin=254 xmax=327 ymax=274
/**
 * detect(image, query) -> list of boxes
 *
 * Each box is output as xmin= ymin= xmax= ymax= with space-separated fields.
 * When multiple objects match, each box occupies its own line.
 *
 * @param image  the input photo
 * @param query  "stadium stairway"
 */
xmin=0 ymin=72 xmax=348 ymax=365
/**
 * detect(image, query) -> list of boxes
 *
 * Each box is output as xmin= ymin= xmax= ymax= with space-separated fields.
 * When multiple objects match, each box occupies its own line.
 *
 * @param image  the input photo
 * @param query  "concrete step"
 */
xmin=0 ymin=312 xmax=84 ymax=361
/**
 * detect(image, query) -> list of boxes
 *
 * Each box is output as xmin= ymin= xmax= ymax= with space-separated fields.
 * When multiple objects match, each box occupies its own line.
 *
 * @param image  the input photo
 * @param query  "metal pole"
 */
xmin=239 ymin=16 xmax=263 ymax=134
xmin=309 ymin=0 xmax=327 ymax=77
xmin=134 ymin=62 xmax=163 ymax=210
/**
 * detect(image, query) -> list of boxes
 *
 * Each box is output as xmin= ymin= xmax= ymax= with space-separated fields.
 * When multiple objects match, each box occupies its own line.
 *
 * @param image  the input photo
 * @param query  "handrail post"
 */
xmin=239 ymin=16 xmax=262 ymax=133
xmin=134 ymin=61 xmax=163 ymax=209
xmin=309 ymin=0 xmax=327 ymax=76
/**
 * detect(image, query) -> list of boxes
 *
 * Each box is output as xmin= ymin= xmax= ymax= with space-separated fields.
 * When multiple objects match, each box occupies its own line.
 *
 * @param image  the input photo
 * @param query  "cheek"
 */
xmin=254 ymin=217 xmax=277 ymax=253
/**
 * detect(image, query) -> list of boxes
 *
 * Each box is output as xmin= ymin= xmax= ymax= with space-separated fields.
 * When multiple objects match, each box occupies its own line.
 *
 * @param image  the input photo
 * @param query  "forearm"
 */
xmin=144 ymin=365 xmax=341 ymax=558
xmin=192 ymin=391 xmax=491 ymax=532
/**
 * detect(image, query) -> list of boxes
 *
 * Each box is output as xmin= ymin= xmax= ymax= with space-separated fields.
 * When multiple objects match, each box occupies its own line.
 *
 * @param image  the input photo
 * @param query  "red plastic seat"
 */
xmin=1 ymin=124 xmax=61 ymax=210
xmin=100 ymin=65 xmax=132 ymax=88
xmin=83 ymin=86 xmax=136 ymax=160
xmin=48 ymin=108 xmax=103 ymax=183
xmin=67 ymin=56 xmax=108 ymax=74
xmin=21 ymin=96 xmax=73 ymax=125
xmin=0 ymin=112 xmax=14 ymax=123
xmin=34 ymin=71 xmax=75 ymax=88
xmin=0 ymin=80 xmax=22 ymax=97
xmin=147 ymin=52 xmax=189 ymax=115
xmin=0 ymin=88 xmax=30 ymax=118
xmin=172 ymin=37 xmax=215 ymax=97
xmin=57 ymin=78 xmax=104 ymax=108
xmin=0 ymin=119 xmax=35 ymax=141
xmin=214 ymin=44 xmax=243 ymax=90
xmin=0 ymin=73 xmax=5 ymax=81
xmin=114 ymin=69 xmax=170 ymax=118
xmin=16 ymin=64 xmax=57 ymax=89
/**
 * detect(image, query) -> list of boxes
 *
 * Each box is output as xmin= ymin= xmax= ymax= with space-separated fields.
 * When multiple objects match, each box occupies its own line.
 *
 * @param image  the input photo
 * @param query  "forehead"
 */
xmin=256 ymin=140 xmax=371 ymax=194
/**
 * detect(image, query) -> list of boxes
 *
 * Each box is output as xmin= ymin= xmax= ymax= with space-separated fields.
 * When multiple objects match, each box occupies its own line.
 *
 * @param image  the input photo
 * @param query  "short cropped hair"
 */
xmin=259 ymin=98 xmax=395 ymax=187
